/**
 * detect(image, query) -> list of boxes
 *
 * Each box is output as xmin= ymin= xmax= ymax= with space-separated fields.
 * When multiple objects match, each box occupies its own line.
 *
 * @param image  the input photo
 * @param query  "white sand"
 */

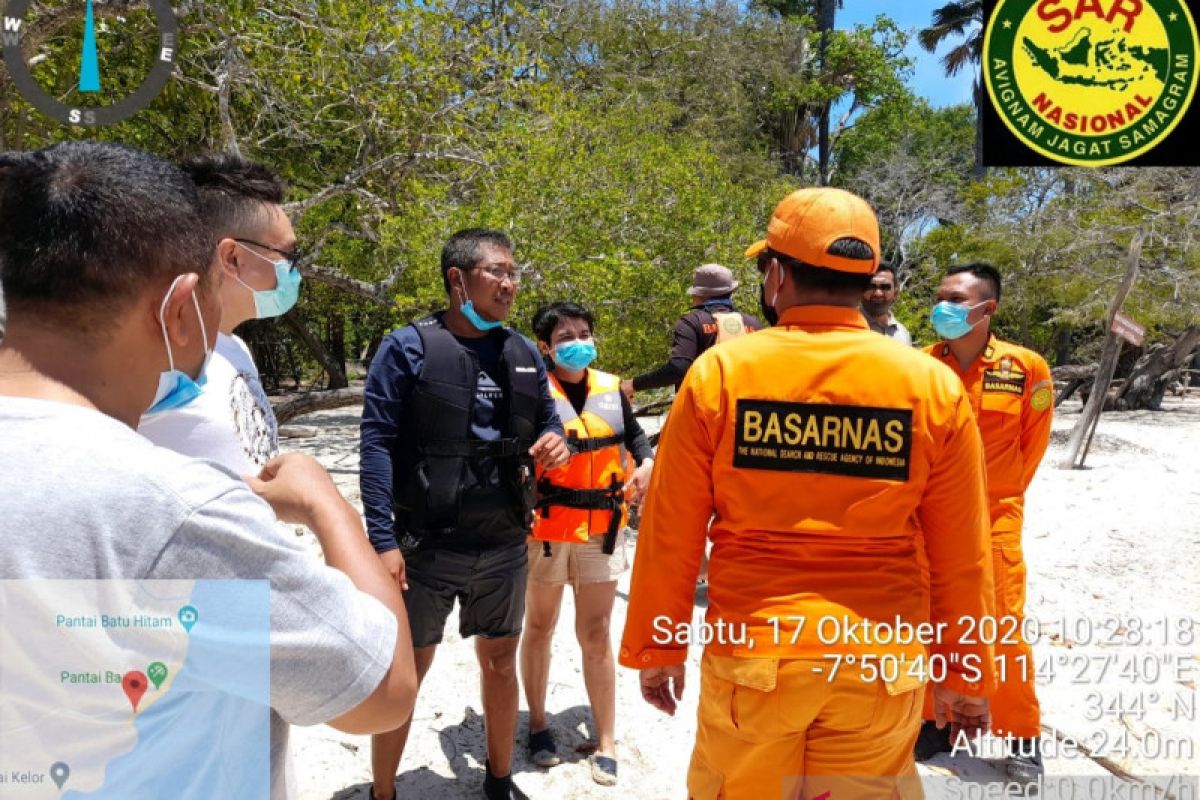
xmin=286 ymin=396 xmax=1200 ymax=799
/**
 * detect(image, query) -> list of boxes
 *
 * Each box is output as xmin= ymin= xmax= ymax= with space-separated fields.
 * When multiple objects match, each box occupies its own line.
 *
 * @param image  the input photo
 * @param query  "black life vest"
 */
xmin=394 ymin=314 xmax=541 ymax=539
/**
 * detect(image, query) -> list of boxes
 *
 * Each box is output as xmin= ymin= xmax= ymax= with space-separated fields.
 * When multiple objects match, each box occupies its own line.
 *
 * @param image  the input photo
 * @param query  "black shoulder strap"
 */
xmin=500 ymin=331 xmax=540 ymax=447
xmin=499 ymin=331 xmax=541 ymax=528
xmin=412 ymin=314 xmax=475 ymax=531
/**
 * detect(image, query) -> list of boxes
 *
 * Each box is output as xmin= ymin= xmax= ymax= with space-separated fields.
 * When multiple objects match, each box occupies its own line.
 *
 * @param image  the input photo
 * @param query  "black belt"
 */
xmin=422 ymin=437 xmax=523 ymax=458
xmin=537 ymin=474 xmax=624 ymax=555
xmin=567 ymin=433 xmax=624 ymax=454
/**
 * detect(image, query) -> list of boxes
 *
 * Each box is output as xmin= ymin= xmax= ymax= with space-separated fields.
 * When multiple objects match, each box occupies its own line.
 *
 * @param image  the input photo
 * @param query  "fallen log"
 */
xmin=1051 ymin=364 xmax=1099 ymax=407
xmin=1115 ymin=325 xmax=1200 ymax=410
xmin=271 ymin=386 xmax=366 ymax=424
xmin=1051 ymin=364 xmax=1098 ymax=381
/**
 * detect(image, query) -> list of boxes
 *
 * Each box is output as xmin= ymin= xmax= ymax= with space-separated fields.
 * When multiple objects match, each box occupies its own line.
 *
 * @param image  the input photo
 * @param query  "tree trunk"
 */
xmin=1060 ymin=231 xmax=1144 ymax=468
xmin=271 ymin=387 xmax=365 ymax=425
xmin=817 ymin=0 xmax=837 ymax=186
xmin=1115 ymin=325 xmax=1200 ymax=410
xmin=282 ymin=308 xmax=348 ymax=390
xmin=1053 ymin=326 xmax=1073 ymax=366
xmin=972 ymin=80 xmax=986 ymax=181
xmin=362 ymin=333 xmax=384 ymax=366
xmin=327 ymin=311 xmax=347 ymax=375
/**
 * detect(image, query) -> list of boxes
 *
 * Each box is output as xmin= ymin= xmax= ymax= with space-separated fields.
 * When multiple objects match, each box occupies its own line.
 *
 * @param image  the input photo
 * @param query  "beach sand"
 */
xmin=286 ymin=395 xmax=1200 ymax=798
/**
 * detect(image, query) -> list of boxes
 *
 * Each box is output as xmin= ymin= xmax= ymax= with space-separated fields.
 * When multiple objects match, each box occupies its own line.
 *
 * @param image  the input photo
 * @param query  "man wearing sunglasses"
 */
xmin=139 ymin=153 xmax=301 ymax=475
xmin=861 ymin=264 xmax=912 ymax=345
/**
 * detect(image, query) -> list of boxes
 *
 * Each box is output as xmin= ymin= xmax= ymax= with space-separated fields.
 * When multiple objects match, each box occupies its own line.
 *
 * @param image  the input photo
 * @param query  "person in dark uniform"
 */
xmin=361 ymin=228 xmax=569 ymax=800
xmin=620 ymin=264 xmax=762 ymax=400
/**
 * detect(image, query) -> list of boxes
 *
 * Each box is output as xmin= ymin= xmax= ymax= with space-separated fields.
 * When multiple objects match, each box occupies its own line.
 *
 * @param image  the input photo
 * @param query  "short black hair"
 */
xmin=532 ymin=301 xmax=595 ymax=344
xmin=946 ymin=262 xmax=1002 ymax=303
xmin=759 ymin=238 xmax=873 ymax=293
xmin=440 ymin=228 xmax=513 ymax=292
xmin=873 ymin=263 xmax=897 ymax=278
xmin=182 ymin=153 xmax=286 ymax=237
xmin=0 ymin=142 xmax=214 ymax=333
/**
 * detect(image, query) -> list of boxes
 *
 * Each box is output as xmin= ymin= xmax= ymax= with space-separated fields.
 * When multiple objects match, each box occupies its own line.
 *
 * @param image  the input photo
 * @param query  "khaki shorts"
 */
xmin=527 ymin=531 xmax=629 ymax=587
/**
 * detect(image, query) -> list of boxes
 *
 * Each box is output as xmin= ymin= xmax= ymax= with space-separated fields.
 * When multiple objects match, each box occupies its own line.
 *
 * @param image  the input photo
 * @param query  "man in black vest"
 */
xmin=361 ymin=229 xmax=568 ymax=800
xmin=621 ymin=263 xmax=762 ymax=400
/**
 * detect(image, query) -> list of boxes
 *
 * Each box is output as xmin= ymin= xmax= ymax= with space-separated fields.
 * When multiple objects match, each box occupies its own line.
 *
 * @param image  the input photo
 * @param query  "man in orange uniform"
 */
xmin=619 ymin=187 xmax=998 ymax=799
xmin=917 ymin=263 xmax=1053 ymax=780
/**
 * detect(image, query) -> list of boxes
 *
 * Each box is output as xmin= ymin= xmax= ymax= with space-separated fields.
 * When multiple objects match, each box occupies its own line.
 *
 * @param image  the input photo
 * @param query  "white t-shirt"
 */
xmin=0 ymin=397 xmax=396 ymax=799
xmin=138 ymin=332 xmax=279 ymax=476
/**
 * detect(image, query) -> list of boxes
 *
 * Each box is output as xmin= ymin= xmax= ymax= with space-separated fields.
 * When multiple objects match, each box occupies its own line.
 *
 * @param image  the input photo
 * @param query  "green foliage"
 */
xmin=455 ymin=88 xmax=792 ymax=374
xmin=7 ymin=0 xmax=1186 ymax=388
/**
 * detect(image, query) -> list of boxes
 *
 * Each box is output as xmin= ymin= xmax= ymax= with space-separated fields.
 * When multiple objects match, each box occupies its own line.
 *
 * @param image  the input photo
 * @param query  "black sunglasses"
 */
xmin=235 ymin=238 xmax=303 ymax=270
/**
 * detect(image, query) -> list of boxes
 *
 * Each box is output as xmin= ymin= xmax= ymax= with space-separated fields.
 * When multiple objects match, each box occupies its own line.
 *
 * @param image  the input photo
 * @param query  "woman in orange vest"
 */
xmin=519 ymin=301 xmax=655 ymax=787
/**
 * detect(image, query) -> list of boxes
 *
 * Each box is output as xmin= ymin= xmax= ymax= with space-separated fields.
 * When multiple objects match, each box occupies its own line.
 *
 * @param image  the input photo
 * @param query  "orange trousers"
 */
xmin=688 ymin=652 xmax=924 ymax=800
xmin=922 ymin=537 xmax=1040 ymax=738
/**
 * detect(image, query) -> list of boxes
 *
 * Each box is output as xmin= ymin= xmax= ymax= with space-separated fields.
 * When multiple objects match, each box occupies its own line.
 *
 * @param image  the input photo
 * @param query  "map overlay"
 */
xmin=0 ymin=580 xmax=270 ymax=798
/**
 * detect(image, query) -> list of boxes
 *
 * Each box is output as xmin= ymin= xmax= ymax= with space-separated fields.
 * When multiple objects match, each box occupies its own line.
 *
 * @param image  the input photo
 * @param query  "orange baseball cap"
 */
xmin=744 ymin=187 xmax=880 ymax=274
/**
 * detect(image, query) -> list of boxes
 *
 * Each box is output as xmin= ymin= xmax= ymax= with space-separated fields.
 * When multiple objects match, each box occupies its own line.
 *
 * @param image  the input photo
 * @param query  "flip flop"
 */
xmin=589 ymin=754 xmax=618 ymax=786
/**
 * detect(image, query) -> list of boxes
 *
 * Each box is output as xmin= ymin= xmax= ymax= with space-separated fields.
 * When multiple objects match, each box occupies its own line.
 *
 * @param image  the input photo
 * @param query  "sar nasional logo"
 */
xmin=2 ymin=0 xmax=176 ymax=126
xmin=984 ymin=0 xmax=1199 ymax=166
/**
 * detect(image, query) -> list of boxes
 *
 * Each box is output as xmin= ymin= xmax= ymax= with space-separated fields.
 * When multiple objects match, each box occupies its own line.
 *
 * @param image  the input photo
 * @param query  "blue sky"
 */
xmin=839 ymin=2 xmax=976 ymax=107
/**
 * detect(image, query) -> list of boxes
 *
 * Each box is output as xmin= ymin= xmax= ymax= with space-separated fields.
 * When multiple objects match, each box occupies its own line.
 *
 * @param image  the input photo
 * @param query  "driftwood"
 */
xmin=1115 ymin=325 xmax=1200 ymax=410
xmin=632 ymin=398 xmax=673 ymax=417
xmin=1051 ymin=364 xmax=1098 ymax=407
xmin=271 ymin=387 xmax=366 ymax=424
xmin=632 ymin=398 xmax=674 ymax=448
xmin=1057 ymin=326 xmax=1200 ymax=412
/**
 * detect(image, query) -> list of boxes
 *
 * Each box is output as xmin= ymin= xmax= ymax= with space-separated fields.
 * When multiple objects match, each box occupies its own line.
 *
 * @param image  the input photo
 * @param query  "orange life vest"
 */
xmin=532 ymin=369 xmax=632 ymax=546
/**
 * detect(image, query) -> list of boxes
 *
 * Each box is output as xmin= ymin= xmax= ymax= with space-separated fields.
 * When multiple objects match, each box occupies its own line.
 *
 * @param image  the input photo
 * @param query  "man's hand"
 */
xmin=530 ymin=431 xmax=570 ymax=470
xmin=625 ymin=458 xmax=654 ymax=507
xmin=379 ymin=549 xmax=408 ymax=591
xmin=640 ymin=665 xmax=685 ymax=715
xmin=620 ymin=379 xmax=635 ymax=402
xmin=931 ymin=683 xmax=989 ymax=741
xmin=246 ymin=453 xmax=342 ymax=527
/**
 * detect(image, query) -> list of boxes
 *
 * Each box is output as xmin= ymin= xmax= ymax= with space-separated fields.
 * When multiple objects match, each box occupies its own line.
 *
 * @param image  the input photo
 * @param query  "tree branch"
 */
xmin=217 ymin=39 xmax=242 ymax=157
xmin=301 ymin=263 xmax=405 ymax=306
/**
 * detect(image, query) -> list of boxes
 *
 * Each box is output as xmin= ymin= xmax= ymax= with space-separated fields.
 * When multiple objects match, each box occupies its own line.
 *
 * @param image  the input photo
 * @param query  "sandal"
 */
xmin=589 ymin=754 xmax=618 ymax=786
xmin=528 ymin=728 xmax=560 ymax=768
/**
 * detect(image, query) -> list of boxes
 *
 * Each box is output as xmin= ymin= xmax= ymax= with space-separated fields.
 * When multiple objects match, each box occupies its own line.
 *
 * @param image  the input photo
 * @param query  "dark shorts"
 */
xmin=402 ymin=540 xmax=529 ymax=647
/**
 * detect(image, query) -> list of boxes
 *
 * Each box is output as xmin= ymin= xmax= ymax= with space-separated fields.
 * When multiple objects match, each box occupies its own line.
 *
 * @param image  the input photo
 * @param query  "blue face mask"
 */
xmin=145 ymin=274 xmax=212 ymax=415
xmin=931 ymin=300 xmax=986 ymax=341
xmin=554 ymin=340 xmax=597 ymax=371
xmin=457 ymin=274 xmax=503 ymax=331
xmin=235 ymin=242 xmax=302 ymax=318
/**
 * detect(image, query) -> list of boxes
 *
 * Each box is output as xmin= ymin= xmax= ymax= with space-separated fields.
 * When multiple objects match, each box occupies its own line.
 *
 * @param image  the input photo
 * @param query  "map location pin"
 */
xmin=178 ymin=605 xmax=199 ymax=632
xmin=122 ymin=670 xmax=148 ymax=712
xmin=49 ymin=761 xmax=70 ymax=790
xmin=147 ymin=661 xmax=168 ymax=690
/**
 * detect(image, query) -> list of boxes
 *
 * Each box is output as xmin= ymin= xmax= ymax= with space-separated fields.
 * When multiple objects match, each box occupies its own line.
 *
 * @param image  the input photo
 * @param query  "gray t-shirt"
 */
xmin=0 ymin=397 xmax=397 ymax=799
